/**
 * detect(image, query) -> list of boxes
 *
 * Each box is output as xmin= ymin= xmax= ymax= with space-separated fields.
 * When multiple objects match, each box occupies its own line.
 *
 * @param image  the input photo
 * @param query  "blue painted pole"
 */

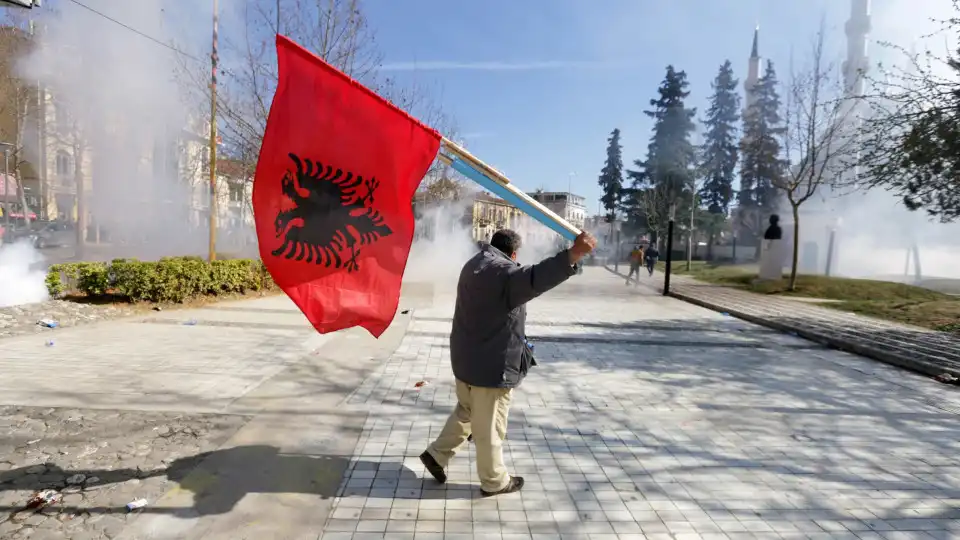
xmin=448 ymin=159 xmax=577 ymax=241
xmin=439 ymin=139 xmax=580 ymax=242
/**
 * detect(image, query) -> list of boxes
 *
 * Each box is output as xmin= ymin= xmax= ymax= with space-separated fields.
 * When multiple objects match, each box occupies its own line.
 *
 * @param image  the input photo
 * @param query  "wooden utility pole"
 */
xmin=208 ymin=0 xmax=219 ymax=261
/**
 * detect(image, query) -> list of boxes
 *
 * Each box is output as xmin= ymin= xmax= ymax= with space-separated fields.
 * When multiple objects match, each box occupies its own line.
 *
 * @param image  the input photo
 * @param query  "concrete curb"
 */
xmin=669 ymin=290 xmax=960 ymax=381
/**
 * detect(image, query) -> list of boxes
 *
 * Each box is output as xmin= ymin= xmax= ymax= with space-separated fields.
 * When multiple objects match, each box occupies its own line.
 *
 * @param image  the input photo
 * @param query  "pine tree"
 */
xmin=624 ymin=66 xmax=697 ymax=243
xmin=738 ymin=60 xmax=785 ymax=249
xmin=597 ymin=128 xmax=624 ymax=241
xmin=700 ymin=60 xmax=741 ymax=215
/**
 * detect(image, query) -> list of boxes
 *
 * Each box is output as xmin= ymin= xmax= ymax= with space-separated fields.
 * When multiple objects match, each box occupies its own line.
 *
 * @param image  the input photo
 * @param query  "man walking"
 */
xmin=625 ymin=245 xmax=643 ymax=285
xmin=644 ymin=243 xmax=659 ymax=276
xmin=420 ymin=229 xmax=596 ymax=496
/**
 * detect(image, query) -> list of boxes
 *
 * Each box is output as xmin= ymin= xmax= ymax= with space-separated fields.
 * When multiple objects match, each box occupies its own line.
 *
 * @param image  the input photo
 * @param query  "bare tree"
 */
xmin=639 ymin=184 xmax=671 ymax=245
xmin=212 ymin=0 xmax=456 ymax=172
xmin=854 ymin=3 xmax=960 ymax=221
xmin=0 ymin=23 xmax=37 ymax=226
xmin=42 ymin=98 xmax=94 ymax=254
xmin=776 ymin=26 xmax=861 ymax=290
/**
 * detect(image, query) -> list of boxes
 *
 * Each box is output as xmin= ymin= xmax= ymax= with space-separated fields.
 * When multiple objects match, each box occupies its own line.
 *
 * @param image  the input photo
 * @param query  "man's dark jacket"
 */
xmin=450 ymin=244 xmax=577 ymax=389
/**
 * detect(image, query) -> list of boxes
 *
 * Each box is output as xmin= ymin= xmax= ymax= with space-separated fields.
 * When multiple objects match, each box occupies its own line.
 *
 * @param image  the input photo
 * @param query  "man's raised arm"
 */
xmin=504 ymin=232 xmax=597 ymax=310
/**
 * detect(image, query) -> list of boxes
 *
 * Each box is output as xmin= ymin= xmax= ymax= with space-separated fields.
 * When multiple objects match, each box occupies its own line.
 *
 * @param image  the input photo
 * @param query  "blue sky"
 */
xmin=358 ymin=0 xmax=946 ymax=215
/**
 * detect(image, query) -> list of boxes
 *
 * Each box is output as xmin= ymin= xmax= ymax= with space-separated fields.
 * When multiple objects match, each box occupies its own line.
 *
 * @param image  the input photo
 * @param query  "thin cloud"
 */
xmin=460 ymin=132 xmax=494 ymax=140
xmin=380 ymin=60 xmax=619 ymax=71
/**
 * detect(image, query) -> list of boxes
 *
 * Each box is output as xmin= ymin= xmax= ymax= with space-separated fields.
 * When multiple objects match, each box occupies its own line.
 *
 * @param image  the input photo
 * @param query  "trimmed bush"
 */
xmin=46 ymin=257 xmax=277 ymax=304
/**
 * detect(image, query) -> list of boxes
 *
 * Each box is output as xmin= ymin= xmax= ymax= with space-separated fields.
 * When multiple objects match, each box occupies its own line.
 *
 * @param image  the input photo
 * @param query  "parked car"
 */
xmin=0 ymin=220 xmax=75 ymax=249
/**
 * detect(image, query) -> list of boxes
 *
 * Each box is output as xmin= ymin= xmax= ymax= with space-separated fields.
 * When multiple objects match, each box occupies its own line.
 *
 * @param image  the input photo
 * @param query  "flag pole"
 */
xmin=439 ymin=137 xmax=580 ymax=240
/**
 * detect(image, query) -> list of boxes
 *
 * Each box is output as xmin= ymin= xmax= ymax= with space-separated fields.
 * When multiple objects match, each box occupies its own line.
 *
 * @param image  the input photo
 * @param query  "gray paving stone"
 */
xmin=320 ymin=267 xmax=960 ymax=538
xmin=668 ymin=274 xmax=960 ymax=378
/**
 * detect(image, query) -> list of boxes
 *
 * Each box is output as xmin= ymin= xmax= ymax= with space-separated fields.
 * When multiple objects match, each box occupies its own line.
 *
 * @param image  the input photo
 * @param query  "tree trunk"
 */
xmin=706 ymin=231 xmax=715 ymax=261
xmin=14 ymin=96 xmax=30 ymax=226
xmin=753 ymin=208 xmax=762 ymax=261
xmin=74 ymin=144 xmax=85 ymax=259
xmin=16 ymin=175 xmax=30 ymax=226
xmin=788 ymin=204 xmax=801 ymax=291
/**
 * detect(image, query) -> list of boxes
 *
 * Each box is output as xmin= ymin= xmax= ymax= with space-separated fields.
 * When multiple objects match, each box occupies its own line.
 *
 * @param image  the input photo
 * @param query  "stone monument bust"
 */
xmin=763 ymin=214 xmax=782 ymax=240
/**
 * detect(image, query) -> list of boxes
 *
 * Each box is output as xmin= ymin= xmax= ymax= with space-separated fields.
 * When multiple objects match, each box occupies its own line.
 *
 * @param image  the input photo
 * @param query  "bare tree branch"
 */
xmin=853 ymin=2 xmax=960 ymax=221
xmin=199 ymin=0 xmax=458 ymax=192
xmin=775 ymin=23 xmax=863 ymax=289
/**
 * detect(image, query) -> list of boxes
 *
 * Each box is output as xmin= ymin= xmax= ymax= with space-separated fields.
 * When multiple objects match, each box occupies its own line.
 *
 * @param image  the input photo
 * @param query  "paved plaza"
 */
xmin=1 ymin=267 xmax=959 ymax=539
xmin=322 ymin=268 xmax=960 ymax=540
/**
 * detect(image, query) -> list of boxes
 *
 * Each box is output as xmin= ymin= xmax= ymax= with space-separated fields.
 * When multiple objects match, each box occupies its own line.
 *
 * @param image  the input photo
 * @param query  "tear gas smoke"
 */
xmin=787 ymin=1 xmax=960 ymax=281
xmin=405 ymin=198 xmax=477 ymax=286
xmin=0 ymin=241 xmax=47 ymax=307
xmin=403 ymin=194 xmax=572 ymax=290
xmin=19 ymin=1 xmax=244 ymax=261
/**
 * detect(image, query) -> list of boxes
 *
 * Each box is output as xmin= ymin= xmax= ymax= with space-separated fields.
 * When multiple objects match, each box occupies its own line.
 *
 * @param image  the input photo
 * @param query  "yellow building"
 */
xmin=469 ymin=193 xmax=526 ymax=242
xmin=412 ymin=190 xmax=528 ymax=243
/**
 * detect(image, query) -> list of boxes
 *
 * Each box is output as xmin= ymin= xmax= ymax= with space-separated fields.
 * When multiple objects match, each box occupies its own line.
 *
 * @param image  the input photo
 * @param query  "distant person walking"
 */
xmin=420 ymin=229 xmax=596 ymax=497
xmin=644 ymin=244 xmax=659 ymax=276
xmin=625 ymin=245 xmax=643 ymax=285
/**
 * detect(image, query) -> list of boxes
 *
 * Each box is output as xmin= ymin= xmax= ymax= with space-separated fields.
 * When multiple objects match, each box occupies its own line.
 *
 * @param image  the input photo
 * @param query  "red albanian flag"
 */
xmin=254 ymin=35 xmax=441 ymax=337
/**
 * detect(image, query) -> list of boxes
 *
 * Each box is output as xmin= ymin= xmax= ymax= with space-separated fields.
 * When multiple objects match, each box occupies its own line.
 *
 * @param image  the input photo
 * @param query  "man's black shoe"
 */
xmin=481 ymin=476 xmax=524 ymax=497
xmin=419 ymin=451 xmax=446 ymax=484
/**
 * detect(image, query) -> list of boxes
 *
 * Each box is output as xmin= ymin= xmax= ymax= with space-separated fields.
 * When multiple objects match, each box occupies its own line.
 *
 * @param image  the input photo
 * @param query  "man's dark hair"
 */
xmin=490 ymin=229 xmax=522 ymax=256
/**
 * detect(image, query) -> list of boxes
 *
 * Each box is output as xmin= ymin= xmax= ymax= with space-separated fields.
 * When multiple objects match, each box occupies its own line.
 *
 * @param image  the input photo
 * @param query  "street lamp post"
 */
xmin=208 ymin=0 xmax=219 ymax=261
xmin=824 ymin=216 xmax=842 ymax=277
xmin=687 ymin=178 xmax=696 ymax=271
xmin=663 ymin=203 xmax=676 ymax=296
xmin=0 ymin=142 xmax=15 ymax=228
xmin=1 ymin=145 xmax=7 ymax=228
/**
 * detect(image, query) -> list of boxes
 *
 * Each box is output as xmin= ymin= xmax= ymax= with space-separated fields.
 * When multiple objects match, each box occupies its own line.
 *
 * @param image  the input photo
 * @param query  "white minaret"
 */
xmin=843 ymin=0 xmax=871 ymax=96
xmin=744 ymin=26 xmax=761 ymax=111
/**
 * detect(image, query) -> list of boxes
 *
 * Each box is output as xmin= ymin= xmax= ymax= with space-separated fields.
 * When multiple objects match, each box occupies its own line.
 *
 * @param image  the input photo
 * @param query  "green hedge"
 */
xmin=46 ymin=256 xmax=276 ymax=303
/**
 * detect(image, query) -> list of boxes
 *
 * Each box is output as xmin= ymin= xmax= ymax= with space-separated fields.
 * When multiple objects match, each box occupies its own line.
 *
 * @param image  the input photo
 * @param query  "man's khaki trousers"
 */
xmin=426 ymin=379 xmax=513 ymax=493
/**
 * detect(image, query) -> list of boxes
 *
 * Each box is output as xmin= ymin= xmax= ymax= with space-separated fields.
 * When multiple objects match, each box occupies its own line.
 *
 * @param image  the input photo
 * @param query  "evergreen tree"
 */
xmin=624 ymin=66 xmax=697 ymax=242
xmin=699 ymin=60 xmax=741 ymax=215
xmin=738 ymin=60 xmax=785 ymax=247
xmin=597 ymin=128 xmax=624 ymax=222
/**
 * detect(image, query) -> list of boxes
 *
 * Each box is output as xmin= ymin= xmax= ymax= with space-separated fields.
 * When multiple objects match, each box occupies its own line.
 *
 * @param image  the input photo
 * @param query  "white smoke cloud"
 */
xmin=0 ymin=240 xmax=47 ymax=307
xmin=405 ymin=198 xmax=478 ymax=286
xmin=19 ymin=0 xmax=222 ymax=260
xmin=403 ymin=194 xmax=573 ymax=291
xmin=786 ymin=2 xmax=960 ymax=281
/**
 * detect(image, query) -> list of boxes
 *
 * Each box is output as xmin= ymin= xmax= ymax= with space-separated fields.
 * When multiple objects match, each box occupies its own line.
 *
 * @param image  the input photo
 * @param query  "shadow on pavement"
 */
xmin=0 ymin=445 xmax=431 ymax=517
xmin=602 ymin=264 xmax=657 ymax=284
xmin=405 ymin=298 xmax=960 ymax=530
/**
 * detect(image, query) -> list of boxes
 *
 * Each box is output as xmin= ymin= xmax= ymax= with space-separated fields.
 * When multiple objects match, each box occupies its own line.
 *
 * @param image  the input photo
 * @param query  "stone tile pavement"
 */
xmin=0 ymin=295 xmax=329 ymax=413
xmin=320 ymin=267 xmax=960 ymax=540
xmin=0 ymin=292 xmax=419 ymax=540
xmin=665 ymin=274 xmax=960 ymax=380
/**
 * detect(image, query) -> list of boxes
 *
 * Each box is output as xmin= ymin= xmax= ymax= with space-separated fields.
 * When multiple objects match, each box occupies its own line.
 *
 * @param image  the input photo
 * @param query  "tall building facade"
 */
xmin=527 ymin=191 xmax=587 ymax=230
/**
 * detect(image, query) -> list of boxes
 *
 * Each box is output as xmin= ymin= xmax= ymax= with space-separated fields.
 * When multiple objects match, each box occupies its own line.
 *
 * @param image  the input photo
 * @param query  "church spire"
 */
xmin=745 ymin=25 xmax=761 ymax=111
